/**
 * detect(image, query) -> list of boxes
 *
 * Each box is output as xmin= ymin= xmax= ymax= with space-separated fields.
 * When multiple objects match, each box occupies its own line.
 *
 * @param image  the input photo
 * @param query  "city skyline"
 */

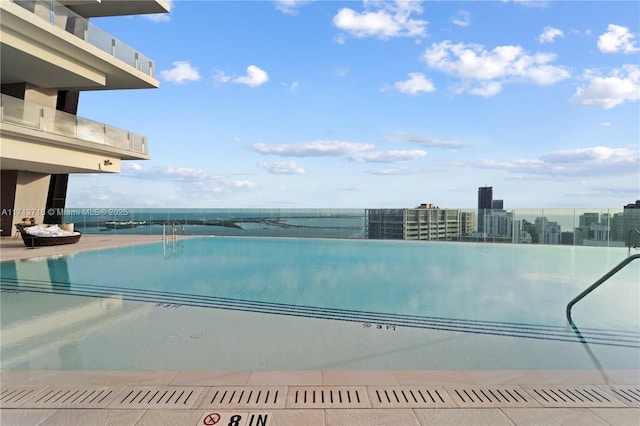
xmin=67 ymin=1 xmax=639 ymax=209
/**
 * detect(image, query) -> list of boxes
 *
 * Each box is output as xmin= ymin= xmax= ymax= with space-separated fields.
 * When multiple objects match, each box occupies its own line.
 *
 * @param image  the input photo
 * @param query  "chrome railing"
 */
xmin=9 ymin=0 xmax=155 ymax=77
xmin=1 ymin=94 xmax=148 ymax=154
xmin=629 ymin=228 xmax=640 ymax=254
xmin=566 ymin=254 xmax=640 ymax=323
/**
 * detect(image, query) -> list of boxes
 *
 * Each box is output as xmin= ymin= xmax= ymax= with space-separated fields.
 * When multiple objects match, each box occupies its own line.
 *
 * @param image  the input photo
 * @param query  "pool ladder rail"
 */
xmin=162 ymin=221 xmax=184 ymax=242
xmin=566 ymin=252 xmax=640 ymax=324
xmin=628 ymin=228 xmax=640 ymax=255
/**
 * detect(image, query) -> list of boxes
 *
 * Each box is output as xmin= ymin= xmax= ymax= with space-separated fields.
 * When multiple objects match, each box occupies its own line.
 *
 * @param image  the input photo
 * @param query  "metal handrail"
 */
xmin=629 ymin=228 xmax=640 ymax=254
xmin=566 ymin=254 xmax=640 ymax=323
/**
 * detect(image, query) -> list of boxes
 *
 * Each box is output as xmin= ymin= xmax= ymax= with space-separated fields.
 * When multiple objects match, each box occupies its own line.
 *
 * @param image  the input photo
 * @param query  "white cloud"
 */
xmin=597 ymin=24 xmax=640 ymax=54
xmin=119 ymin=164 xmax=257 ymax=197
xmin=368 ymin=166 xmax=420 ymax=175
xmin=451 ymin=10 xmax=471 ymax=27
xmin=159 ymin=61 xmax=201 ymax=83
xmin=502 ymin=0 xmax=549 ymax=8
xmin=143 ymin=0 xmax=172 ymax=22
xmin=233 ymin=65 xmax=269 ymax=87
xmin=393 ymin=73 xmax=436 ymax=95
xmin=251 ymin=140 xmax=425 ymax=164
xmin=274 ymin=0 xmax=313 ymax=15
xmin=539 ymin=26 xmax=564 ymax=44
xmin=386 ymin=133 xmax=466 ymax=149
xmin=258 ymin=161 xmax=306 ymax=175
xmin=467 ymin=81 xmax=503 ymax=97
xmin=227 ymin=180 xmax=257 ymax=189
xmin=422 ymin=41 xmax=570 ymax=96
xmin=212 ymin=69 xmax=232 ymax=86
xmin=332 ymin=0 xmax=427 ymax=40
xmin=122 ymin=163 xmax=219 ymax=181
xmin=573 ymin=65 xmax=640 ymax=109
xmin=350 ymin=150 xmax=426 ymax=163
xmin=467 ymin=146 xmax=638 ymax=178
xmin=251 ymin=140 xmax=374 ymax=157
xmin=143 ymin=13 xmax=170 ymax=23
xmin=281 ymin=81 xmax=299 ymax=93
xmin=600 ymin=122 xmax=613 ymax=127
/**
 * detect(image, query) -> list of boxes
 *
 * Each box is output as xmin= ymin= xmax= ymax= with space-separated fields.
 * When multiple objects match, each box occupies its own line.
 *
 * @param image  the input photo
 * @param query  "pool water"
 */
xmin=1 ymin=237 xmax=638 ymax=371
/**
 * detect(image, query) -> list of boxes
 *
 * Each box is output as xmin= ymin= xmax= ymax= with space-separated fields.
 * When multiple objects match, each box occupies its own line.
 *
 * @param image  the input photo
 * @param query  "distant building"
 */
xmin=491 ymin=200 xmax=504 ymax=209
xmin=366 ymin=207 xmax=464 ymax=241
xmin=575 ymin=212 xmax=607 ymax=245
xmin=485 ymin=210 xmax=513 ymax=238
xmin=461 ymin=211 xmax=476 ymax=235
xmin=560 ymin=232 xmax=574 ymax=245
xmin=623 ymin=200 xmax=640 ymax=247
xmin=610 ymin=212 xmax=625 ymax=242
xmin=545 ymin=221 xmax=561 ymax=245
xmin=535 ymin=217 xmax=561 ymax=244
xmin=477 ymin=186 xmax=493 ymax=235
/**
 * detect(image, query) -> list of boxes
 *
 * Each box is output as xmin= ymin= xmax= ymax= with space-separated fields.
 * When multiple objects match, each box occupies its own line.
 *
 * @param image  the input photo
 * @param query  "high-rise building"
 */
xmin=623 ymin=200 xmax=640 ymax=247
xmin=610 ymin=212 xmax=625 ymax=242
xmin=1 ymin=0 xmax=169 ymax=236
xmin=477 ymin=186 xmax=493 ymax=235
xmin=366 ymin=207 xmax=464 ymax=241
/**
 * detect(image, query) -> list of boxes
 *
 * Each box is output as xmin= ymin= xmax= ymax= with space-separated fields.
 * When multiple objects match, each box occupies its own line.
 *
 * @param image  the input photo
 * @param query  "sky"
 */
xmin=68 ymin=0 xmax=640 ymax=209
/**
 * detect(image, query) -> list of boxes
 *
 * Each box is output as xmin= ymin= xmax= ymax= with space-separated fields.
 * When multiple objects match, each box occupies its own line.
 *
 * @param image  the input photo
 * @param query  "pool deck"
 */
xmin=1 ymin=235 xmax=639 ymax=425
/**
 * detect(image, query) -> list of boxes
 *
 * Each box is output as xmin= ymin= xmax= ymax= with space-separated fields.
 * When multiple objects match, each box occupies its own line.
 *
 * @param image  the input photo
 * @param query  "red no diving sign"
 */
xmin=198 ymin=412 xmax=271 ymax=426
xmin=202 ymin=412 xmax=221 ymax=425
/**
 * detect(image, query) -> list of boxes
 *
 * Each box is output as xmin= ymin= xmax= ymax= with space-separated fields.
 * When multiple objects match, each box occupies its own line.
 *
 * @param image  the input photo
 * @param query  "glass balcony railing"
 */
xmin=1 ymin=94 xmax=148 ymax=154
xmin=10 ymin=0 xmax=155 ymax=77
xmin=43 ymin=207 xmax=639 ymax=249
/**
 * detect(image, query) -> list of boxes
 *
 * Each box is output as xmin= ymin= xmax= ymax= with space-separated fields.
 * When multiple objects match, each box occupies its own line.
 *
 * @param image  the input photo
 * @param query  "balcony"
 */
xmin=11 ymin=0 xmax=155 ymax=77
xmin=1 ymin=94 xmax=148 ymax=156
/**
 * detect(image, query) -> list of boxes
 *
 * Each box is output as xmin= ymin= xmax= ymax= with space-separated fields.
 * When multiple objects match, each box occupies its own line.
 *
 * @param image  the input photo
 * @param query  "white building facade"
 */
xmin=1 ymin=0 xmax=169 ymax=235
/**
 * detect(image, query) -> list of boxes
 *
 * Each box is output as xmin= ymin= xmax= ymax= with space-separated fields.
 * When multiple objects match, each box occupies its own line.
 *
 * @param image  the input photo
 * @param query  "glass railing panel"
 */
xmin=84 ymin=20 xmax=113 ymax=53
xmin=13 ymin=0 xmax=49 ymax=20
xmin=52 ymin=2 xmax=86 ymax=38
xmin=510 ymin=209 xmax=544 ymax=244
xmin=2 ymin=95 xmax=149 ymax=155
xmin=75 ymin=116 xmax=105 ymax=144
xmin=10 ymin=0 xmax=155 ymax=77
xmin=130 ymin=133 xmax=147 ymax=154
xmin=57 ymin=207 xmax=635 ymax=247
xmin=105 ymin=126 xmax=127 ymax=149
xmin=48 ymin=108 xmax=76 ymax=138
xmin=0 ymin=95 xmax=40 ymax=129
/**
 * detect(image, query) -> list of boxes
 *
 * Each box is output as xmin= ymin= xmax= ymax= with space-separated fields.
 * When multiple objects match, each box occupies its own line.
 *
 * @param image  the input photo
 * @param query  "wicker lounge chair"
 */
xmin=19 ymin=224 xmax=81 ymax=248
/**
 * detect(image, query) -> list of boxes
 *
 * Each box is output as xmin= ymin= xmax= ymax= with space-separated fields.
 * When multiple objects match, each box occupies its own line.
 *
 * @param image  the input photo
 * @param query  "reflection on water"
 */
xmin=1 ymin=239 xmax=638 ymax=371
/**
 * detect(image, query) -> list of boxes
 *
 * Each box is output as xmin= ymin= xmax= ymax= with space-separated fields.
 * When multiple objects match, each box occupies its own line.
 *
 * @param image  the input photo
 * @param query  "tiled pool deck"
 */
xmin=1 ymin=236 xmax=639 ymax=425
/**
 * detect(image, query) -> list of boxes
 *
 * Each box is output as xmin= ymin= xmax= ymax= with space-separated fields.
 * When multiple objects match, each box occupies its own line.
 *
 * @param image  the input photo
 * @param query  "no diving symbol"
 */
xmin=202 ymin=412 xmax=220 ymax=425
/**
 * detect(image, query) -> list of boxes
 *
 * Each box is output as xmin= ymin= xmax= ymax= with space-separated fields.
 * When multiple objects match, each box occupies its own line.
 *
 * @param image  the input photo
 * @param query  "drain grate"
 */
xmin=286 ymin=387 xmax=369 ymax=409
xmin=602 ymin=386 xmax=640 ymax=407
xmin=368 ymin=386 xmax=456 ymax=408
xmin=447 ymin=386 xmax=539 ymax=408
xmin=523 ymin=386 xmax=625 ymax=408
xmin=0 ymin=386 xmax=46 ymax=408
xmin=199 ymin=387 xmax=287 ymax=409
xmin=18 ymin=387 xmax=120 ymax=409
xmin=108 ymin=386 xmax=203 ymax=409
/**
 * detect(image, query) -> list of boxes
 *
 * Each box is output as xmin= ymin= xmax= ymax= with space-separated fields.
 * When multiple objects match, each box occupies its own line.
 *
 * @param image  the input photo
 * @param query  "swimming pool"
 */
xmin=1 ymin=237 xmax=638 ymax=371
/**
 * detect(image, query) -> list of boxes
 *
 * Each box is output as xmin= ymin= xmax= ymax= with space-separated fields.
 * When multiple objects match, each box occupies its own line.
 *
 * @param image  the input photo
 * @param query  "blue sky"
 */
xmin=69 ymin=0 xmax=640 ymax=209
